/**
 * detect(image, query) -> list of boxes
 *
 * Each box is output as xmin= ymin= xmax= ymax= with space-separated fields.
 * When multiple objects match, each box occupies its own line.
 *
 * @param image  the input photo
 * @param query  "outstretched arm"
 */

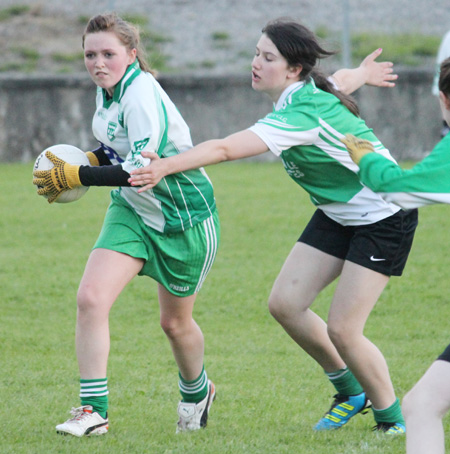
xmin=331 ymin=48 xmax=398 ymax=95
xmin=341 ymin=134 xmax=450 ymax=208
xmin=129 ymin=129 xmax=269 ymax=192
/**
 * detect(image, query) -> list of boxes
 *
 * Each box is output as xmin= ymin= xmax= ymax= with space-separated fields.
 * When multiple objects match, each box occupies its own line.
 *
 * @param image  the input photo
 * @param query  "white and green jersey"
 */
xmin=249 ymin=80 xmax=400 ymax=226
xmin=92 ymin=60 xmax=216 ymax=233
xmin=358 ymin=133 xmax=450 ymax=208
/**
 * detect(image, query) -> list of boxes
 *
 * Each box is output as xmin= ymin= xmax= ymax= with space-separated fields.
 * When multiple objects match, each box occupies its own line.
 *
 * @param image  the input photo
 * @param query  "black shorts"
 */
xmin=298 ymin=208 xmax=418 ymax=276
xmin=438 ymin=343 xmax=450 ymax=363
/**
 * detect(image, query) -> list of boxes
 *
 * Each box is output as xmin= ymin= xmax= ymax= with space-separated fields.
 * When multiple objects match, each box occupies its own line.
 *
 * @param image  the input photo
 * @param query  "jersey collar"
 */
xmin=274 ymin=81 xmax=305 ymax=111
xmin=101 ymin=59 xmax=142 ymax=107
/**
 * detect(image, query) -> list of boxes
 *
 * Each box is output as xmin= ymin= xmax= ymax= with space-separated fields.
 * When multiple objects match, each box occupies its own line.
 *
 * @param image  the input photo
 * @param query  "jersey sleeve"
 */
xmin=249 ymin=108 xmax=320 ymax=157
xmin=358 ymin=135 xmax=450 ymax=207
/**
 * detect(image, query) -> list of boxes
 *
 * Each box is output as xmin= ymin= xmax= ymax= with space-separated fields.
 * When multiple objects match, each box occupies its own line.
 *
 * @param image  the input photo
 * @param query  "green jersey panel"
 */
xmin=358 ymin=133 xmax=450 ymax=208
xmin=249 ymin=80 xmax=400 ymax=226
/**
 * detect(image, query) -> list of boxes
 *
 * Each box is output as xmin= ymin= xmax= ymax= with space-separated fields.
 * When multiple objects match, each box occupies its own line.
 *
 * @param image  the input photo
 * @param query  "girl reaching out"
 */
xmin=130 ymin=18 xmax=417 ymax=434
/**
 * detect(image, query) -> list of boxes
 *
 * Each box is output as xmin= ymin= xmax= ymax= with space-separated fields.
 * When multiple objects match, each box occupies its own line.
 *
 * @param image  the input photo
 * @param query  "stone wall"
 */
xmin=0 ymin=68 xmax=441 ymax=163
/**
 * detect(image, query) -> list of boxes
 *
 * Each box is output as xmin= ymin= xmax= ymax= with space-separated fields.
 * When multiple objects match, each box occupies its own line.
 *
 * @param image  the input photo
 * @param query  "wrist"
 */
xmin=161 ymin=156 xmax=175 ymax=177
xmin=65 ymin=164 xmax=82 ymax=188
xmin=86 ymin=151 xmax=100 ymax=166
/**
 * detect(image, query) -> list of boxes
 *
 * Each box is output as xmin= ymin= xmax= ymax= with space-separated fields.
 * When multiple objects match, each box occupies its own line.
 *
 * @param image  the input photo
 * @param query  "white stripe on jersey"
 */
xmin=381 ymin=192 xmax=450 ymax=208
xmin=179 ymin=171 xmax=214 ymax=218
xmin=175 ymin=179 xmax=193 ymax=229
xmin=258 ymin=118 xmax=303 ymax=130
xmin=162 ymin=177 xmax=185 ymax=231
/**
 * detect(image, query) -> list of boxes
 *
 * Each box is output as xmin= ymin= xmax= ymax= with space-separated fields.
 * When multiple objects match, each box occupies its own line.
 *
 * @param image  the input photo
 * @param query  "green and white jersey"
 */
xmin=92 ymin=60 xmax=216 ymax=233
xmin=249 ymin=80 xmax=400 ymax=226
xmin=358 ymin=133 xmax=450 ymax=208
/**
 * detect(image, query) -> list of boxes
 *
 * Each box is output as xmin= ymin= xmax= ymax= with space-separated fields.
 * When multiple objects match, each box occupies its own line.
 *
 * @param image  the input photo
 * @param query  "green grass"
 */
xmin=1 ymin=161 xmax=450 ymax=453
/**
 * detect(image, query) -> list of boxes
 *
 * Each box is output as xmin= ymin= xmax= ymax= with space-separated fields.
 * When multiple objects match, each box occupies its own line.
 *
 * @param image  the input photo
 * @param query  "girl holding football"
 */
xmin=341 ymin=57 xmax=450 ymax=454
xmin=34 ymin=12 xmax=219 ymax=436
xmin=129 ymin=18 xmax=417 ymax=434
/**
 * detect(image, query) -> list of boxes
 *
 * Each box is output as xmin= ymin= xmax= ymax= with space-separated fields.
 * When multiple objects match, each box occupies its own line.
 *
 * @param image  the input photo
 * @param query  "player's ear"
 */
xmin=439 ymin=91 xmax=450 ymax=110
xmin=128 ymin=47 xmax=137 ymax=65
xmin=288 ymin=64 xmax=302 ymax=80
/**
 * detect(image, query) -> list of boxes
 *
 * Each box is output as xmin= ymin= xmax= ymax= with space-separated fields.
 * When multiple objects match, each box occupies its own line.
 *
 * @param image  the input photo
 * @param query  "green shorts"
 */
xmin=94 ymin=191 xmax=220 ymax=297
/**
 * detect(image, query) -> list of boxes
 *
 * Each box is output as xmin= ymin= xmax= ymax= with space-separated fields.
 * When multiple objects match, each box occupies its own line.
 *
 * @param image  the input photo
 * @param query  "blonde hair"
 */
xmin=82 ymin=12 xmax=153 ymax=74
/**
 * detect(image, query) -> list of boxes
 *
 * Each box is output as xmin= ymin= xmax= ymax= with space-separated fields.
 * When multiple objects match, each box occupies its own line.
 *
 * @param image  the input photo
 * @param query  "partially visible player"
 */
xmin=341 ymin=57 xmax=450 ymax=454
xmin=432 ymin=30 xmax=450 ymax=137
xmin=130 ymin=18 xmax=418 ymax=434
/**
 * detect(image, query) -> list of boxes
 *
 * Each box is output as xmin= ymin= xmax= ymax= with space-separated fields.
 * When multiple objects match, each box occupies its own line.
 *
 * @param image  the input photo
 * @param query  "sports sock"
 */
xmin=372 ymin=398 xmax=405 ymax=425
xmin=179 ymin=366 xmax=208 ymax=403
xmin=326 ymin=367 xmax=364 ymax=396
xmin=79 ymin=378 xmax=109 ymax=419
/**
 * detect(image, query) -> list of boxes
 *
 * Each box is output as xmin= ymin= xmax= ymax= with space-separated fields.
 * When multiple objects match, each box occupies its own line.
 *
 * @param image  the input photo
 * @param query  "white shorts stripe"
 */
xmin=195 ymin=216 xmax=218 ymax=293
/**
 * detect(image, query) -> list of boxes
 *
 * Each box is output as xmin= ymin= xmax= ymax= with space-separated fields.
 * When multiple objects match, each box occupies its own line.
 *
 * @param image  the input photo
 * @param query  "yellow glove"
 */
xmin=340 ymin=134 xmax=374 ymax=165
xmin=33 ymin=151 xmax=82 ymax=203
xmin=85 ymin=151 xmax=100 ymax=166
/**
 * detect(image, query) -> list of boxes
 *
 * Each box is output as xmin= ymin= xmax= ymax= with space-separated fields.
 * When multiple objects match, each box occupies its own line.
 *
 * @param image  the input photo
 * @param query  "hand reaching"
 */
xmin=129 ymin=151 xmax=164 ymax=192
xmin=341 ymin=134 xmax=375 ymax=165
xmin=360 ymin=48 xmax=398 ymax=88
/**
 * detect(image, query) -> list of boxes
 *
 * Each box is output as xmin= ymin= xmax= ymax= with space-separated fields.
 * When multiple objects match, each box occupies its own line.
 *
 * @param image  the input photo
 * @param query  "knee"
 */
xmin=402 ymin=389 xmax=417 ymax=421
xmin=160 ymin=315 xmax=190 ymax=340
xmin=268 ymin=291 xmax=293 ymax=323
xmin=402 ymin=383 xmax=433 ymax=421
xmin=268 ymin=290 xmax=313 ymax=328
xmin=327 ymin=321 xmax=355 ymax=353
xmin=77 ymin=284 xmax=103 ymax=314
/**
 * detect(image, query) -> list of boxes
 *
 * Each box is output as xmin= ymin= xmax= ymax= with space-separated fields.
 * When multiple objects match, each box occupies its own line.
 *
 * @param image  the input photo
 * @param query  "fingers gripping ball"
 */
xmin=340 ymin=134 xmax=375 ymax=165
xmin=33 ymin=144 xmax=89 ymax=203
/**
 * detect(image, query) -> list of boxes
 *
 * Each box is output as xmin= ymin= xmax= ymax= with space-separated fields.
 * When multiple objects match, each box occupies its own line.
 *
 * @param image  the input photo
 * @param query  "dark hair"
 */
xmin=82 ymin=12 xmax=153 ymax=74
xmin=439 ymin=57 xmax=450 ymax=97
xmin=262 ymin=18 xmax=359 ymax=116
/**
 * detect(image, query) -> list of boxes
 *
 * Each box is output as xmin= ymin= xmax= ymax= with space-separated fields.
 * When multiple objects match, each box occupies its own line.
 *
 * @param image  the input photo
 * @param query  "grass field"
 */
xmin=1 ymin=161 xmax=450 ymax=453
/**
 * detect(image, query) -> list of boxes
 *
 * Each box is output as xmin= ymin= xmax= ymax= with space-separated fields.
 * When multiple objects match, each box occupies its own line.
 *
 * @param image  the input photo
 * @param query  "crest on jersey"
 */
xmin=107 ymin=121 xmax=118 ymax=141
xmin=134 ymin=138 xmax=150 ymax=152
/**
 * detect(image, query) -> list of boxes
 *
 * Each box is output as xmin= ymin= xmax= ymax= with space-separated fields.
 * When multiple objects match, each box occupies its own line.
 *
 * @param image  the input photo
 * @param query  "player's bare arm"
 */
xmin=129 ymin=130 xmax=268 ymax=192
xmin=331 ymin=48 xmax=398 ymax=95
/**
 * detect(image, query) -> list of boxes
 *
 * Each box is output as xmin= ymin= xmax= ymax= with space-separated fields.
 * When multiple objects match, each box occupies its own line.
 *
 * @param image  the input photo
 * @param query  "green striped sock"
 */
xmin=373 ymin=398 xmax=405 ymax=425
xmin=179 ymin=367 xmax=208 ymax=403
xmin=326 ymin=367 xmax=364 ymax=396
xmin=80 ymin=378 xmax=109 ymax=419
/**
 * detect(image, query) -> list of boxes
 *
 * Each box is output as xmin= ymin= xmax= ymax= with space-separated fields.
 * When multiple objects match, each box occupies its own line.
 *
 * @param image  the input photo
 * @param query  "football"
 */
xmin=34 ymin=144 xmax=90 ymax=203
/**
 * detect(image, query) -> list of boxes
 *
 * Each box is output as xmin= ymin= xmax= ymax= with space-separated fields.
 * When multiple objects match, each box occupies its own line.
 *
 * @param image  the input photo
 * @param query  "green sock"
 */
xmin=80 ymin=378 xmax=108 ymax=419
xmin=326 ymin=367 xmax=364 ymax=396
xmin=372 ymin=398 xmax=405 ymax=425
xmin=179 ymin=366 xmax=208 ymax=403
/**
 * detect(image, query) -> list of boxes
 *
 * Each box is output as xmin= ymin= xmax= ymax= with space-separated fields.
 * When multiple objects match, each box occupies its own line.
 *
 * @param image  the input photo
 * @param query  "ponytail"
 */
xmin=309 ymin=70 xmax=360 ymax=116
